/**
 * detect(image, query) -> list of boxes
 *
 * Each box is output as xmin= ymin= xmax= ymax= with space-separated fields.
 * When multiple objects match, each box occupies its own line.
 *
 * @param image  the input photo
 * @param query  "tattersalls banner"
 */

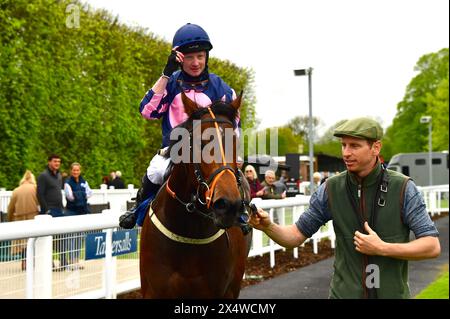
xmin=85 ymin=229 xmax=137 ymax=260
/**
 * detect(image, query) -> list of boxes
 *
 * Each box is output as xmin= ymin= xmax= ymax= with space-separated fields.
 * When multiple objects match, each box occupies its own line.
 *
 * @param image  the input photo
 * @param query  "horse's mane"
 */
xmin=164 ymin=101 xmax=237 ymax=159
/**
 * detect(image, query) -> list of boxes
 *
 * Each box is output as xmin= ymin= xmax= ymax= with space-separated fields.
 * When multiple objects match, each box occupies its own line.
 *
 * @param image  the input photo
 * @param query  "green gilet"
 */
xmin=326 ymin=163 xmax=410 ymax=299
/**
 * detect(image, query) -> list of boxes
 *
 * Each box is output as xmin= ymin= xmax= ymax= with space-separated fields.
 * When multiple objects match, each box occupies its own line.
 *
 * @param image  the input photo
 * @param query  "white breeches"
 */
xmin=146 ymin=148 xmax=171 ymax=185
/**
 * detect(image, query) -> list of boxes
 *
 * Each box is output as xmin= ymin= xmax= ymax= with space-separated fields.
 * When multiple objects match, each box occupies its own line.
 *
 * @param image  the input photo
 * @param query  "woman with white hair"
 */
xmin=244 ymin=165 xmax=264 ymax=199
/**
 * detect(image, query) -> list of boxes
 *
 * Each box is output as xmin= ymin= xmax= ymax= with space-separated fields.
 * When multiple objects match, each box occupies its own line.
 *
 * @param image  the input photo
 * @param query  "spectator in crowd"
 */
xmin=249 ymin=117 xmax=440 ymax=298
xmin=107 ymin=171 xmax=116 ymax=188
xmin=61 ymin=171 xmax=68 ymax=189
xmin=7 ymin=170 xmax=39 ymax=270
xmin=101 ymin=175 xmax=110 ymax=186
xmin=37 ymin=154 xmax=63 ymax=216
xmin=320 ymin=171 xmax=330 ymax=185
xmin=37 ymin=154 xmax=67 ymax=271
xmin=309 ymin=171 xmax=322 ymax=194
xmin=109 ymin=170 xmax=126 ymax=189
xmin=64 ymin=162 xmax=93 ymax=270
xmin=261 ymin=170 xmax=287 ymax=199
xmin=301 ymin=172 xmax=323 ymax=195
xmin=244 ymin=165 xmax=264 ymax=199
xmin=237 ymin=156 xmax=244 ymax=171
xmin=279 ymin=171 xmax=288 ymax=184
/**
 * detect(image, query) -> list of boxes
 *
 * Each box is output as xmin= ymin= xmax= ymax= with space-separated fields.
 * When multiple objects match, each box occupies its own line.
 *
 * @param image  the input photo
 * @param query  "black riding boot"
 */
xmin=119 ymin=175 xmax=159 ymax=229
xmin=119 ymin=187 xmax=143 ymax=229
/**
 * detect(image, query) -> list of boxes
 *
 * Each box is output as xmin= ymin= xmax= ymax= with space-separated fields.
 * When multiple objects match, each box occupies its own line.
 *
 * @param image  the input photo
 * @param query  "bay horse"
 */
xmin=140 ymin=92 xmax=252 ymax=298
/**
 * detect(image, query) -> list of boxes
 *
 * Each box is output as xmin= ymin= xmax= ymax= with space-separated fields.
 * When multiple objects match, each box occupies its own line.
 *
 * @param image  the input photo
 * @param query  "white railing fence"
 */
xmin=0 ymin=211 xmax=141 ymax=299
xmin=417 ymin=184 xmax=449 ymax=216
xmin=0 ymin=184 xmax=447 ymax=299
xmin=0 ymin=186 xmax=138 ymax=219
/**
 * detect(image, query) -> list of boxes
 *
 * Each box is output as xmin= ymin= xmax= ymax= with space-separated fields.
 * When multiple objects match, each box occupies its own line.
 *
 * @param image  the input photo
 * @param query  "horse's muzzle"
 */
xmin=211 ymin=198 xmax=242 ymax=229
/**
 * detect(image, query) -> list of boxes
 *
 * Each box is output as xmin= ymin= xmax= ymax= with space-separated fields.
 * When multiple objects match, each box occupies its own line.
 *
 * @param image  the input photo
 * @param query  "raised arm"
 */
xmin=139 ymin=49 xmax=183 ymax=119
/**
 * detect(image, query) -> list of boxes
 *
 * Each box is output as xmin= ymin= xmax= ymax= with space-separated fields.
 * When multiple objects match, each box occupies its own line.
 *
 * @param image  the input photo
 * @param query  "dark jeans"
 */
xmin=46 ymin=208 xmax=68 ymax=267
xmin=64 ymin=209 xmax=87 ymax=263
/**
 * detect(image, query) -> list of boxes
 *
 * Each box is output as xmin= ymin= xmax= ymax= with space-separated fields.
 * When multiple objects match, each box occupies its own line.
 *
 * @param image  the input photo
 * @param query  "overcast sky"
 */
xmin=83 ymin=0 xmax=449 ymax=134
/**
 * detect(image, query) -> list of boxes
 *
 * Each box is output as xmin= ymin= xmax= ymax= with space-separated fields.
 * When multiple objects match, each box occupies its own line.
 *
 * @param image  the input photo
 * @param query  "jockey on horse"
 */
xmin=119 ymin=23 xmax=251 ymax=234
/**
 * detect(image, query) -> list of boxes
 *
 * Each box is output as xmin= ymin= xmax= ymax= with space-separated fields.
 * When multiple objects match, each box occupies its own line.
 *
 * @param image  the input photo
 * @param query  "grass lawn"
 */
xmin=415 ymin=268 xmax=449 ymax=299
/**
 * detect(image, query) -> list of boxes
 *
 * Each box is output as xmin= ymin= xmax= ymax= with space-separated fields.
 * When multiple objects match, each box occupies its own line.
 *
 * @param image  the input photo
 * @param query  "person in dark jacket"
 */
xmin=37 ymin=154 xmax=63 ymax=216
xmin=249 ymin=117 xmax=441 ymax=299
xmin=261 ymin=170 xmax=286 ymax=199
xmin=64 ymin=162 xmax=92 ymax=270
xmin=37 ymin=154 xmax=67 ymax=270
xmin=109 ymin=170 xmax=126 ymax=189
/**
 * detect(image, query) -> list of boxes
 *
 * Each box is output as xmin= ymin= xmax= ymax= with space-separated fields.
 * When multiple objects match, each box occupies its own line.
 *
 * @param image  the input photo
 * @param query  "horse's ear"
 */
xmin=181 ymin=91 xmax=199 ymax=116
xmin=230 ymin=90 xmax=243 ymax=111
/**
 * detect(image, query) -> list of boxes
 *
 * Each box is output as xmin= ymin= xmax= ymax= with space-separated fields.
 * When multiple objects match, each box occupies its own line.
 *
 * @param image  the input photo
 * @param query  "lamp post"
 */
xmin=420 ymin=115 xmax=432 ymax=186
xmin=294 ymin=67 xmax=314 ymax=192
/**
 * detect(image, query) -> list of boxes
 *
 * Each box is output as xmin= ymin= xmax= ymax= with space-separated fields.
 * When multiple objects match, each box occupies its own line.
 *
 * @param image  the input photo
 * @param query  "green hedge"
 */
xmin=0 ymin=0 xmax=256 ymax=189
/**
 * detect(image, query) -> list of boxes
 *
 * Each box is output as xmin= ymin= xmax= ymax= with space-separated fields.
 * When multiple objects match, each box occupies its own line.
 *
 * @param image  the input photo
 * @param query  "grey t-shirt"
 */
xmin=295 ymin=180 xmax=439 ymax=238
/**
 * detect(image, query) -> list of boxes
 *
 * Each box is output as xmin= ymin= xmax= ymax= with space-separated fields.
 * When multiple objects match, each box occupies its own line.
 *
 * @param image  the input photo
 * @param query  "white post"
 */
xmin=313 ymin=236 xmax=318 ymax=254
xmin=104 ymin=228 xmax=114 ymax=299
xmin=428 ymin=121 xmax=433 ymax=186
xmin=26 ymin=238 xmax=36 ymax=299
xmin=269 ymin=208 xmax=275 ymax=268
xmin=33 ymin=215 xmax=53 ymax=298
xmin=293 ymin=205 xmax=299 ymax=259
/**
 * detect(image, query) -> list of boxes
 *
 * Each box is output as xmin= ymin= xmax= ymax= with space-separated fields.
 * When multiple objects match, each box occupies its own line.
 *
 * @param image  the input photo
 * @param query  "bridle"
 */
xmin=164 ymin=107 xmax=251 ymax=221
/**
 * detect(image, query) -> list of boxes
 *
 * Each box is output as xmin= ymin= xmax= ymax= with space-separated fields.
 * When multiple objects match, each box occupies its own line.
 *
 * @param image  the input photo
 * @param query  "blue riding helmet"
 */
xmin=172 ymin=23 xmax=213 ymax=53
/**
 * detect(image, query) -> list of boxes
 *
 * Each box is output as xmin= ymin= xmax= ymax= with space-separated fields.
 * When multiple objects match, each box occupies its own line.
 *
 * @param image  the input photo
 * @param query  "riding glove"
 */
xmin=162 ymin=50 xmax=180 ymax=77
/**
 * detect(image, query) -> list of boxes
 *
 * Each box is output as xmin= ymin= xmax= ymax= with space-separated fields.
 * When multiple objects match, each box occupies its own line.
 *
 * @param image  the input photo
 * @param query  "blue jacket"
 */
xmin=64 ymin=176 xmax=91 ymax=214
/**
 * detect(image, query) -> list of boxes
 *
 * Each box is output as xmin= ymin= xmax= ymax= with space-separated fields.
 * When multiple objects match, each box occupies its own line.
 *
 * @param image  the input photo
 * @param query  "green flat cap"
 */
xmin=333 ymin=117 xmax=383 ymax=140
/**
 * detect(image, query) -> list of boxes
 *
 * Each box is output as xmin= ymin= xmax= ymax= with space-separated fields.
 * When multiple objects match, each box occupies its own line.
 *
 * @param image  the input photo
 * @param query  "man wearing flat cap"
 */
xmin=249 ymin=117 xmax=441 ymax=299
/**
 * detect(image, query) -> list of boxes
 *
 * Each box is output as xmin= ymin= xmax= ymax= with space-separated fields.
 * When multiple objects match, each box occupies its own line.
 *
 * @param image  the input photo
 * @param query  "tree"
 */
xmin=0 ymin=0 xmax=256 ymax=189
xmin=314 ymin=120 xmax=347 ymax=158
xmin=383 ymin=48 xmax=449 ymax=160
xmin=287 ymin=115 xmax=321 ymax=142
xmin=275 ymin=126 xmax=304 ymax=155
xmin=426 ymin=77 xmax=449 ymax=151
